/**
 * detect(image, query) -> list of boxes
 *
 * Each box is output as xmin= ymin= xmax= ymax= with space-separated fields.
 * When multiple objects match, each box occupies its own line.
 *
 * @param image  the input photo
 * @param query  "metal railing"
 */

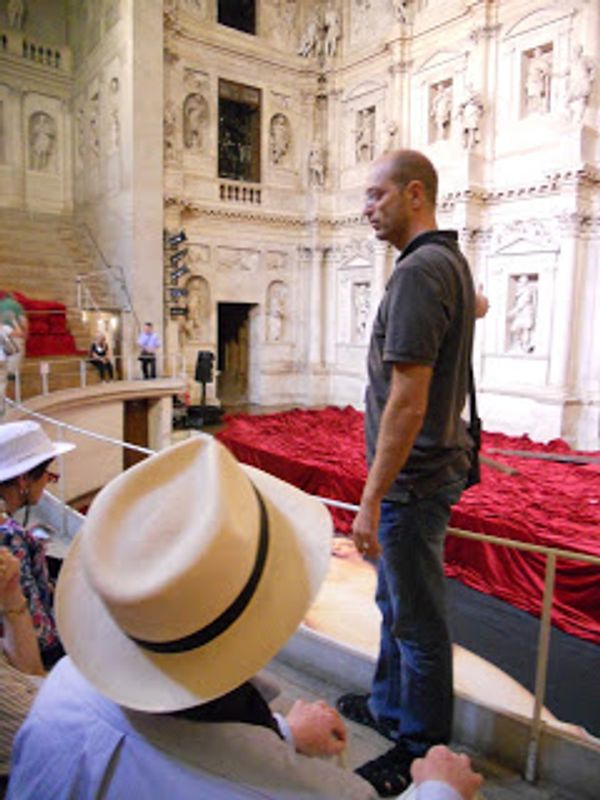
xmin=76 ymin=223 xmax=136 ymax=325
xmin=4 ymin=400 xmax=600 ymax=784
xmin=9 ymin=351 xmax=186 ymax=402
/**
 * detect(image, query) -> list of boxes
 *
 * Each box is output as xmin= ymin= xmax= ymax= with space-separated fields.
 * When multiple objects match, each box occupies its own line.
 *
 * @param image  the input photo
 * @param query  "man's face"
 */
xmin=363 ymin=160 xmax=411 ymax=250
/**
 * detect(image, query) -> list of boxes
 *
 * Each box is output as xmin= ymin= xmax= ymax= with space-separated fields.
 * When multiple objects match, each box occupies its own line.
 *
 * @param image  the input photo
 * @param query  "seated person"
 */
xmin=8 ymin=435 xmax=483 ymax=800
xmin=0 ymin=548 xmax=45 ymax=777
xmin=0 ymin=422 xmax=75 ymax=669
xmin=88 ymin=334 xmax=114 ymax=381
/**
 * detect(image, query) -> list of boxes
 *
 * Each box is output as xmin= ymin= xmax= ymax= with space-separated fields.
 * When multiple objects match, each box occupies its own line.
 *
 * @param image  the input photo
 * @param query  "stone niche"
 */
xmin=341 ymin=81 xmax=386 ymax=187
xmin=23 ymin=93 xmax=68 ymax=212
xmin=336 ymin=257 xmax=372 ymax=368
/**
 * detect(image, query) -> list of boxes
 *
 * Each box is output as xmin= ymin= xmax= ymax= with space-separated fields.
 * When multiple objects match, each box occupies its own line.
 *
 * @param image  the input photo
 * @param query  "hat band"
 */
xmin=128 ymin=486 xmax=269 ymax=655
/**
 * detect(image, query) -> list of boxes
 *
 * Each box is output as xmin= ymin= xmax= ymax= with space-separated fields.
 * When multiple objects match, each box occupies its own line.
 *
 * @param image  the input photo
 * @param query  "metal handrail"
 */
xmin=5 ymin=399 xmax=600 ymax=782
xmin=10 ymin=351 xmax=186 ymax=401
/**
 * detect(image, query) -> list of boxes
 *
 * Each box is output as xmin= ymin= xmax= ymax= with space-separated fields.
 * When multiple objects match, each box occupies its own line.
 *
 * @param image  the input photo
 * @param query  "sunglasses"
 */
xmin=45 ymin=470 xmax=60 ymax=483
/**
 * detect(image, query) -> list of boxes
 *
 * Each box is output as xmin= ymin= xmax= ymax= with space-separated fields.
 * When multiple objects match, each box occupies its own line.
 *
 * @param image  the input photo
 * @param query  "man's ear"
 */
xmin=406 ymin=180 xmax=424 ymax=209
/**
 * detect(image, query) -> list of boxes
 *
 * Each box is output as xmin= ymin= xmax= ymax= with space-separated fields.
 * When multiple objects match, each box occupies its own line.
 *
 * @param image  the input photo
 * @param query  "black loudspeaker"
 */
xmin=195 ymin=350 xmax=214 ymax=384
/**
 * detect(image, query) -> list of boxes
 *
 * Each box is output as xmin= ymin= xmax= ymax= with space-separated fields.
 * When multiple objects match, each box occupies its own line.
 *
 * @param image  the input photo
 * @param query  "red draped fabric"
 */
xmin=10 ymin=291 xmax=83 ymax=357
xmin=217 ymin=406 xmax=600 ymax=645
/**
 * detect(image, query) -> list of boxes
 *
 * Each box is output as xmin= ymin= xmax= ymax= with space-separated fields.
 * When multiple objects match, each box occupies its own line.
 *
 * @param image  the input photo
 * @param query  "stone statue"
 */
xmin=384 ymin=120 xmax=398 ymax=152
xmin=298 ymin=14 xmax=321 ymax=58
xmin=308 ymin=138 xmax=325 ymax=187
xmin=458 ymin=88 xmax=484 ymax=149
xmin=267 ymin=282 xmax=287 ymax=342
xmin=430 ymin=83 xmax=452 ymax=140
xmin=89 ymin=93 xmax=100 ymax=158
xmin=164 ymin=100 xmax=177 ymax=161
xmin=269 ymin=114 xmax=291 ymax=165
xmin=353 ymin=283 xmax=370 ymax=342
xmin=183 ymin=92 xmax=208 ymax=150
xmin=525 ymin=47 xmax=552 ymax=114
xmin=7 ymin=0 xmax=26 ymax=30
xmin=323 ymin=6 xmax=341 ymax=58
xmin=355 ymin=107 xmax=375 ymax=163
xmin=391 ymin=0 xmax=411 ymax=23
xmin=507 ymin=275 xmax=536 ymax=353
xmin=29 ymin=112 xmax=55 ymax=172
xmin=566 ymin=45 xmax=595 ymax=123
xmin=108 ymin=77 xmax=120 ymax=151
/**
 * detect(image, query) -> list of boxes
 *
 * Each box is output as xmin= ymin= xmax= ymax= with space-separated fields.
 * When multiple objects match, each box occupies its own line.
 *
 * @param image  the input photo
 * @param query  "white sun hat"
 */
xmin=0 ymin=421 xmax=75 ymax=483
xmin=56 ymin=433 xmax=332 ymax=712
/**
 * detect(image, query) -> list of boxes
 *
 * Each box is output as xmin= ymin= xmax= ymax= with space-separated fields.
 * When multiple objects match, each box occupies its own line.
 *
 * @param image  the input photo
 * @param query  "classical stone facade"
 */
xmin=0 ymin=0 xmax=599 ymax=447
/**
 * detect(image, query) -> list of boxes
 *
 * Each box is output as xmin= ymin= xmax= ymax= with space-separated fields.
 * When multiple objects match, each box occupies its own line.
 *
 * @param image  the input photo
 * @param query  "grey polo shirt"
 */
xmin=365 ymin=230 xmax=475 ymax=500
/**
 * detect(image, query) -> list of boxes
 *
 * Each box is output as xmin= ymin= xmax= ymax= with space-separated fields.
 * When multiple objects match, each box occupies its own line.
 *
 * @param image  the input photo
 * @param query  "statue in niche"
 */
xmin=391 ymin=0 xmax=411 ymax=23
xmin=75 ymin=109 xmax=85 ymax=160
xmin=308 ymin=138 xmax=325 ymax=187
xmin=181 ymin=275 xmax=209 ymax=341
xmin=430 ymin=83 xmax=452 ymax=140
xmin=353 ymin=282 xmax=370 ymax=342
xmin=104 ymin=0 xmax=120 ymax=29
xmin=269 ymin=114 xmax=291 ymax=165
xmin=298 ymin=13 xmax=321 ymax=58
xmin=164 ymin=100 xmax=177 ymax=161
xmin=108 ymin=77 xmax=120 ymax=151
xmin=384 ymin=120 xmax=398 ymax=152
xmin=89 ymin=93 xmax=100 ymax=157
xmin=29 ymin=112 xmax=56 ymax=172
xmin=566 ymin=45 xmax=595 ymax=123
xmin=323 ymin=6 xmax=341 ymax=58
xmin=355 ymin=107 xmax=375 ymax=163
xmin=267 ymin=281 xmax=288 ymax=342
xmin=457 ymin=87 xmax=484 ymax=149
xmin=525 ymin=47 xmax=552 ymax=114
xmin=507 ymin=275 xmax=537 ymax=354
xmin=183 ymin=92 xmax=208 ymax=150
xmin=7 ymin=0 xmax=26 ymax=30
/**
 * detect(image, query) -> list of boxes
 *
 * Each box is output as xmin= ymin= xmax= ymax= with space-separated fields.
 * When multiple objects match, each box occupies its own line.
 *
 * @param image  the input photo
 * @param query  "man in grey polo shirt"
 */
xmin=337 ymin=150 xmax=476 ymax=797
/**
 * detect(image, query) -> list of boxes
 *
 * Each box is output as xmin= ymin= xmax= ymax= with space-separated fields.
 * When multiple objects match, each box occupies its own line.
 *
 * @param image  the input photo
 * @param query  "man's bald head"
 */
xmin=377 ymin=150 xmax=438 ymax=207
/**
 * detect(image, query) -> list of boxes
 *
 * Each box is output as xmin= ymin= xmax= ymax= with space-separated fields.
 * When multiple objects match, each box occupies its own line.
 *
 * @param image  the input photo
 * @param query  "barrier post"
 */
xmin=80 ymin=359 xmax=87 ymax=388
xmin=525 ymin=552 xmax=556 ymax=783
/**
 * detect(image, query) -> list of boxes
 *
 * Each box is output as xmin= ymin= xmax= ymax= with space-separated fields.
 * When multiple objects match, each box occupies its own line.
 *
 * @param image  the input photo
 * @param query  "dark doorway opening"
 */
xmin=217 ymin=303 xmax=253 ymax=405
xmin=217 ymin=0 xmax=256 ymax=34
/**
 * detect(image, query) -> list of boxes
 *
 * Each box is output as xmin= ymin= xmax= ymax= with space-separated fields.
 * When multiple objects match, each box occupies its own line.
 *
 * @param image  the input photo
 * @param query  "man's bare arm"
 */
xmin=352 ymin=362 xmax=432 ymax=557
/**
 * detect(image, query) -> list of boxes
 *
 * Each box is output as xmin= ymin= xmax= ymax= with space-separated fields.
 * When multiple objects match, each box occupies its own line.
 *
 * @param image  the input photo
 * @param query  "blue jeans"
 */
xmin=368 ymin=479 xmax=465 ymax=756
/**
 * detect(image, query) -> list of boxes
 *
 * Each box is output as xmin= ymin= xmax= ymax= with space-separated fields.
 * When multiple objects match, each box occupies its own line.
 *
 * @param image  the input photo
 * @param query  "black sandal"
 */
xmin=355 ymin=743 xmax=414 ymax=797
xmin=336 ymin=693 xmax=397 ymax=741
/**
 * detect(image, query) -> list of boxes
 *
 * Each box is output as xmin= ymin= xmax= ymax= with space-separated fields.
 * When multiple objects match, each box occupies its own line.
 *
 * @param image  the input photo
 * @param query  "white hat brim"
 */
xmin=0 ymin=440 xmax=75 ymax=483
xmin=56 ymin=464 xmax=332 ymax=712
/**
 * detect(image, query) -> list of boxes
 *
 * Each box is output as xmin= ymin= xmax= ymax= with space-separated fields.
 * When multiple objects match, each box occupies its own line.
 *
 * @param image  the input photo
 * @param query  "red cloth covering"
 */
xmin=217 ymin=406 xmax=600 ymax=645
xmin=9 ymin=291 xmax=81 ymax=356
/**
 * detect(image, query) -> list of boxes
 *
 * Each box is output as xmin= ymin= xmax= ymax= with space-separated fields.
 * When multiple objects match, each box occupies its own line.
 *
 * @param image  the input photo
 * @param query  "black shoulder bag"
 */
xmin=466 ymin=366 xmax=482 ymax=489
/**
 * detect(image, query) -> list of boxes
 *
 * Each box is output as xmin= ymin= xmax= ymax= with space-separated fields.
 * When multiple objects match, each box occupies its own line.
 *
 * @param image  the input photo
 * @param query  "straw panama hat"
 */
xmin=56 ymin=433 xmax=333 ymax=712
xmin=0 ymin=421 xmax=75 ymax=483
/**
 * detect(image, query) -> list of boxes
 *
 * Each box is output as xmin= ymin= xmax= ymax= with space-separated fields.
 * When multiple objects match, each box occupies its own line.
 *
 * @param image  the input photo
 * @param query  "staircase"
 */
xmin=0 ymin=208 xmax=127 ymax=400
